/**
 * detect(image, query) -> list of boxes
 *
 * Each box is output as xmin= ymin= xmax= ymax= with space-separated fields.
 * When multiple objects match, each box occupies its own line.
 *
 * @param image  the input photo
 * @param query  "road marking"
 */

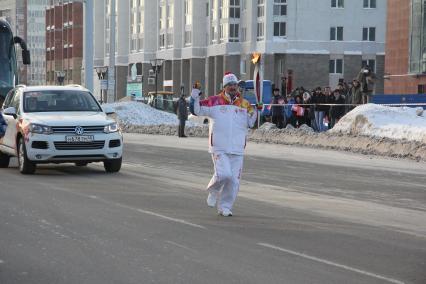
xmin=165 ymin=240 xmax=198 ymax=254
xmin=89 ymin=195 xmax=206 ymax=230
xmin=136 ymin=208 xmax=206 ymax=229
xmin=257 ymin=243 xmax=405 ymax=284
xmin=0 ymin=259 xmax=4 ymax=264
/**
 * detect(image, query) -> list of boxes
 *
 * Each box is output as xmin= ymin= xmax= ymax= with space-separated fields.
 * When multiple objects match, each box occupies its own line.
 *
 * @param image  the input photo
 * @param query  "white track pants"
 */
xmin=207 ymin=153 xmax=244 ymax=212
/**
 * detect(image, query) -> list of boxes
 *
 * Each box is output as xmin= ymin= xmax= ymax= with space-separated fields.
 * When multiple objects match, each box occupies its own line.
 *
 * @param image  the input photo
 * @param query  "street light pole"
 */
xmin=150 ymin=59 xmax=164 ymax=95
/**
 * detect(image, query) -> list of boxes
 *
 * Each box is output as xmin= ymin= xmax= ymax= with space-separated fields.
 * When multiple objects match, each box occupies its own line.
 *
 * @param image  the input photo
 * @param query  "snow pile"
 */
xmin=259 ymin=122 xmax=277 ymax=130
xmin=105 ymin=101 xmax=199 ymax=128
xmin=330 ymin=104 xmax=426 ymax=143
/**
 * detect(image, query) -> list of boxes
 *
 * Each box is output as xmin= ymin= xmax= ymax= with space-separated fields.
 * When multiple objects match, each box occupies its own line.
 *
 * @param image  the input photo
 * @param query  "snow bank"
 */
xmin=110 ymin=102 xmax=426 ymax=162
xmin=330 ymin=104 xmax=426 ymax=143
xmin=105 ymin=101 xmax=199 ymax=128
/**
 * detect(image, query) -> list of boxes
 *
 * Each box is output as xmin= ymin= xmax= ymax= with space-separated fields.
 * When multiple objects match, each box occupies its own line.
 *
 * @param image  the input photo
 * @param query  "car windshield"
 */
xmin=23 ymin=90 xmax=102 ymax=113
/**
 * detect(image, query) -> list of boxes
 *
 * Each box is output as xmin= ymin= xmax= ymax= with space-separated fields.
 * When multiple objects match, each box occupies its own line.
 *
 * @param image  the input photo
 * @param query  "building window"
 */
xmin=329 ymin=59 xmax=343 ymax=74
xmin=409 ymin=0 xmax=425 ymax=73
xmin=362 ymin=27 xmax=376 ymax=41
xmin=241 ymin=27 xmax=247 ymax=42
xmin=257 ymin=22 xmax=264 ymax=41
xmin=185 ymin=30 xmax=192 ymax=46
xmin=219 ymin=24 xmax=227 ymax=43
xmin=230 ymin=0 xmax=240 ymax=18
xmin=273 ymin=0 xmax=287 ymax=16
xmin=167 ymin=4 xmax=174 ymax=29
xmin=330 ymin=26 xmax=343 ymax=41
xmin=167 ymin=33 xmax=173 ymax=47
xmin=159 ymin=34 xmax=165 ymax=49
xmin=229 ymin=23 xmax=239 ymax=42
xmin=257 ymin=0 xmax=264 ymax=17
xmin=138 ymin=36 xmax=144 ymax=50
xmin=273 ymin=22 xmax=286 ymax=37
xmin=363 ymin=0 xmax=376 ymax=8
xmin=362 ymin=59 xmax=376 ymax=72
xmin=159 ymin=5 xmax=166 ymax=29
xmin=211 ymin=26 xmax=217 ymax=43
xmin=240 ymin=58 xmax=246 ymax=74
xmin=185 ymin=0 xmax=192 ymax=25
xmin=331 ymin=0 xmax=344 ymax=8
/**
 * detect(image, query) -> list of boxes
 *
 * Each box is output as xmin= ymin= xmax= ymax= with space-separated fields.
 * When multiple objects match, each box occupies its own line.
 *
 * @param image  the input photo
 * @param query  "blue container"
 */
xmin=372 ymin=94 xmax=426 ymax=109
xmin=242 ymin=80 xmax=272 ymax=116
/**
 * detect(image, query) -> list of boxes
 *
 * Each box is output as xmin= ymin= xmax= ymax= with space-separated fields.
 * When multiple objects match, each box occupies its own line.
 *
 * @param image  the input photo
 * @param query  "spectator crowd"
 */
xmin=268 ymin=67 xmax=375 ymax=132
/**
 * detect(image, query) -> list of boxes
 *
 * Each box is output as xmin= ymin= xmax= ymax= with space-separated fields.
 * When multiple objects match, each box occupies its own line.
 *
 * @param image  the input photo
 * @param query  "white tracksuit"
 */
xmin=191 ymin=89 xmax=257 ymax=212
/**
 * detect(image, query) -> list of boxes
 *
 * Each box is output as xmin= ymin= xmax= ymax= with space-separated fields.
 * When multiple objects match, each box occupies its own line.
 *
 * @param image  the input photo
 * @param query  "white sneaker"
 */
xmin=219 ymin=209 xmax=233 ymax=217
xmin=206 ymin=192 xmax=217 ymax=207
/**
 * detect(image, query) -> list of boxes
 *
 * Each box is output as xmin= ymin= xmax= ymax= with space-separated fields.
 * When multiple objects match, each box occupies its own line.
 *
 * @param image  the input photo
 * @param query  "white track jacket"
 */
xmin=191 ymin=89 xmax=257 ymax=155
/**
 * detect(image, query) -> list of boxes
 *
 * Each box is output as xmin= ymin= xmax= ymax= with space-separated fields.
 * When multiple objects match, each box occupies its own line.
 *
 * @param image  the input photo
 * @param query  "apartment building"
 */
xmin=46 ymin=0 xmax=83 ymax=85
xmin=385 ymin=0 xmax=426 ymax=94
xmin=93 ymin=0 xmax=386 ymax=99
xmin=27 ymin=0 xmax=49 ymax=85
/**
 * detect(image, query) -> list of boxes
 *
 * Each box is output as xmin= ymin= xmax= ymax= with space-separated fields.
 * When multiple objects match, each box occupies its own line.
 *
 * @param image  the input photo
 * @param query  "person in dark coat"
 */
xmin=271 ymin=88 xmax=285 ymax=128
xmin=351 ymin=79 xmax=363 ymax=107
xmin=176 ymin=94 xmax=188 ymax=137
xmin=329 ymin=90 xmax=346 ymax=129
xmin=312 ymin=87 xmax=326 ymax=132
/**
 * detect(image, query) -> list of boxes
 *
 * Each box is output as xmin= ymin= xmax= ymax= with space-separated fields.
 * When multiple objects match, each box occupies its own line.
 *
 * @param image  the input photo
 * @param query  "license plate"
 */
xmin=65 ymin=135 xmax=94 ymax=143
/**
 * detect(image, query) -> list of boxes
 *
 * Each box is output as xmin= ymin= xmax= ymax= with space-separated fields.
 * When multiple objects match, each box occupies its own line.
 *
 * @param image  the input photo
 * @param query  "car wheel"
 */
xmin=103 ymin=157 xmax=122 ymax=173
xmin=0 ymin=152 xmax=10 ymax=168
xmin=75 ymin=162 xmax=89 ymax=167
xmin=18 ymin=137 xmax=36 ymax=174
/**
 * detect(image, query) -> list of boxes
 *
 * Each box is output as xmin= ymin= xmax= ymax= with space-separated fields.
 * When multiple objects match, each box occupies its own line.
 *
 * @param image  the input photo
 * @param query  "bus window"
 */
xmin=0 ymin=24 xmax=15 ymax=88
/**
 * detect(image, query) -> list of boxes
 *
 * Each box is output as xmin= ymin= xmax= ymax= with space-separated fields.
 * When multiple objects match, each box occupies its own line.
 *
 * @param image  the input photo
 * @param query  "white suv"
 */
xmin=0 ymin=85 xmax=123 ymax=174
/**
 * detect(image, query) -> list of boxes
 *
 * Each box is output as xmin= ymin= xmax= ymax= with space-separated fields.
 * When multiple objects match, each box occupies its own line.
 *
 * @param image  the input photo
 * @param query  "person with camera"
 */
xmin=190 ymin=72 xmax=257 ymax=217
xmin=358 ymin=66 xmax=376 ymax=104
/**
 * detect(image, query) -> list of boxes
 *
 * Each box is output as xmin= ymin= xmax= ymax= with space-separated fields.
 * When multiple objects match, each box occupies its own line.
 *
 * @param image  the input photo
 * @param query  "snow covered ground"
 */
xmin=107 ymin=101 xmax=426 ymax=162
xmin=330 ymin=104 xmax=426 ymax=143
xmin=104 ymin=101 xmax=199 ymax=127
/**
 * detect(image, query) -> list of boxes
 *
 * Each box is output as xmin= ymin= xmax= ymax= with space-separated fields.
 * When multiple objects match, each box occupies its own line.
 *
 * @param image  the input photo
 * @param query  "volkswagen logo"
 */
xmin=75 ymin=126 xmax=84 ymax=135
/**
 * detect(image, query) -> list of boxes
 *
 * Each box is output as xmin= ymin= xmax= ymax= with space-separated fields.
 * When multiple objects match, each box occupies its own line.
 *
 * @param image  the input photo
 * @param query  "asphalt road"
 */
xmin=0 ymin=133 xmax=425 ymax=284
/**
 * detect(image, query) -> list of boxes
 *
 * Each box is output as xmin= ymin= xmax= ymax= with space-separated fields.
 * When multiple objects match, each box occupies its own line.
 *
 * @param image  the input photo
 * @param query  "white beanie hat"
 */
xmin=223 ymin=72 xmax=238 ymax=87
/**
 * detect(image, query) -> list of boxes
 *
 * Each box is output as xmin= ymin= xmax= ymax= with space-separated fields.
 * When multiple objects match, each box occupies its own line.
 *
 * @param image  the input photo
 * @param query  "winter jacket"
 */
xmin=329 ymin=95 xmax=346 ymax=119
xmin=176 ymin=97 xmax=188 ymax=120
xmin=271 ymin=95 xmax=285 ymax=117
xmin=0 ymin=113 xmax=6 ymax=138
xmin=284 ymin=98 xmax=295 ymax=118
xmin=351 ymin=86 xmax=363 ymax=105
xmin=191 ymin=89 xmax=257 ymax=155
xmin=312 ymin=93 xmax=326 ymax=112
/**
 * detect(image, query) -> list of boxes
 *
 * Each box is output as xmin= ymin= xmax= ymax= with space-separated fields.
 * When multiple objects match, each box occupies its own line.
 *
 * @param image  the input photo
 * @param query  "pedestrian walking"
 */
xmin=176 ymin=93 xmax=188 ymax=138
xmin=190 ymin=72 xmax=257 ymax=216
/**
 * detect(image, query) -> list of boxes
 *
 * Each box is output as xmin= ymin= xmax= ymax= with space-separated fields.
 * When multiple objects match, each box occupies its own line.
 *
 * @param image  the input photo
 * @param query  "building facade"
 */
xmin=27 ymin=0 xmax=49 ymax=85
xmin=46 ymin=0 xmax=83 ymax=85
xmin=93 ymin=0 xmax=386 ymax=100
xmin=385 ymin=0 xmax=426 ymax=94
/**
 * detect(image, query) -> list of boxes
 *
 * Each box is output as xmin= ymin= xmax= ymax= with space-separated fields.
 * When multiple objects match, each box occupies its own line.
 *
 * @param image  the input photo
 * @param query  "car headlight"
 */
xmin=104 ymin=122 xmax=119 ymax=133
xmin=29 ymin=123 xmax=53 ymax=135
